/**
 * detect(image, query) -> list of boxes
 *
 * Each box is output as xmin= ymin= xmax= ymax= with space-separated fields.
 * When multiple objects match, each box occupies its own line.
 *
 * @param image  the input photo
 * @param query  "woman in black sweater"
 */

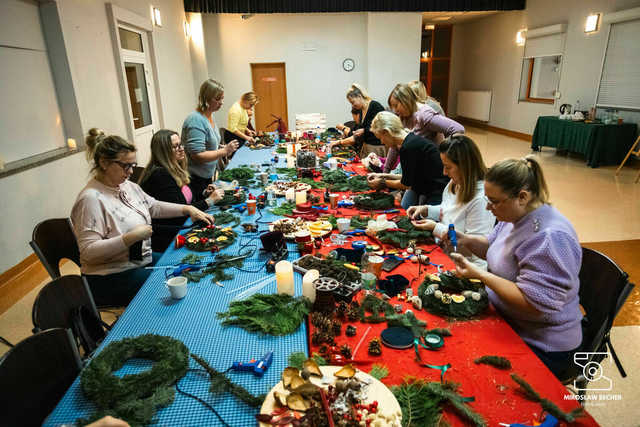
xmin=139 ymin=129 xmax=224 ymax=251
xmin=329 ymin=84 xmax=387 ymax=157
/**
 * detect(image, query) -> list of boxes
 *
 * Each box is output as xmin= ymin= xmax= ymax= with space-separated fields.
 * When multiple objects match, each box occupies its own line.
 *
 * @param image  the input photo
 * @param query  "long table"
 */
xmin=531 ymin=116 xmax=637 ymax=168
xmin=46 ymin=145 xmax=597 ymax=426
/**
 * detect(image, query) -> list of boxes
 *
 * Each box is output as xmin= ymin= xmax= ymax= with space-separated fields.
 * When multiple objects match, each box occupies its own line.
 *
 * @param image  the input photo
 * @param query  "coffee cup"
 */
xmin=337 ymin=217 xmax=350 ymax=232
xmin=247 ymin=199 xmax=257 ymax=215
xmin=166 ymin=276 xmax=188 ymax=299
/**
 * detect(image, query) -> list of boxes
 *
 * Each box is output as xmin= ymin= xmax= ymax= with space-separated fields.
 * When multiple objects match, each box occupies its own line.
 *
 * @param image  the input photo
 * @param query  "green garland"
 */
xmin=418 ymin=273 xmax=489 ymax=319
xmin=179 ymin=254 xmax=246 ymax=283
xmin=269 ymin=200 xmax=296 ymax=216
xmin=353 ymin=191 xmax=395 ymax=210
xmin=330 ymin=175 xmax=370 ymax=192
xmin=79 ymin=334 xmax=189 ymax=427
xmin=391 ymin=379 xmax=486 ymax=427
xmin=287 ymin=352 xmax=328 ymax=370
xmin=276 ymin=167 xmax=298 ymax=179
xmin=358 ymin=293 xmax=394 ymax=323
xmin=191 ymin=354 xmax=265 ymax=408
xmin=386 ymin=311 xmax=428 ymax=338
xmin=215 ymin=190 xmax=246 ymax=207
xmin=213 ymin=211 xmax=241 ymax=227
xmin=217 ymin=294 xmax=312 ymax=335
xmin=511 ymin=373 xmax=584 ymax=423
xmin=218 ymin=166 xmax=255 ymax=186
xmin=377 ymin=216 xmax=433 ymax=248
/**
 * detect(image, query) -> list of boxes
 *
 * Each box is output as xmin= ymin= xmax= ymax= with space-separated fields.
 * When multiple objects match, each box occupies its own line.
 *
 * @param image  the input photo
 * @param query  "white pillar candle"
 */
xmin=286 ymin=155 xmax=295 ymax=168
xmin=286 ymin=143 xmax=294 ymax=156
xmin=295 ymin=190 xmax=307 ymax=205
xmin=285 ymin=187 xmax=295 ymax=202
xmin=302 ymin=269 xmax=319 ymax=303
xmin=275 ymin=260 xmax=295 ymax=296
xmin=295 ymin=143 xmax=302 ymax=153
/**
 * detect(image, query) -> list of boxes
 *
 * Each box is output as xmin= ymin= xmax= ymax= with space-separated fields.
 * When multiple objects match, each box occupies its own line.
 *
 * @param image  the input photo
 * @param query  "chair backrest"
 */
xmin=29 ymin=218 xmax=80 ymax=279
xmin=578 ymin=247 xmax=635 ymax=354
xmin=130 ymin=165 xmax=145 ymax=184
xmin=0 ymin=328 xmax=82 ymax=427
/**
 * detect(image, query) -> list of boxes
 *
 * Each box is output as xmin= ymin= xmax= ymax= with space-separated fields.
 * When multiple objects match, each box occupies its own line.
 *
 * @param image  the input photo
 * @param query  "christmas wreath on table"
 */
xmin=353 ymin=191 xmax=395 ymax=210
xmin=217 ymin=166 xmax=255 ymax=186
xmin=215 ymin=189 xmax=246 ymax=207
xmin=376 ymin=216 xmax=433 ymax=248
xmin=179 ymin=225 xmax=237 ymax=251
xmin=418 ymin=271 xmax=489 ymax=318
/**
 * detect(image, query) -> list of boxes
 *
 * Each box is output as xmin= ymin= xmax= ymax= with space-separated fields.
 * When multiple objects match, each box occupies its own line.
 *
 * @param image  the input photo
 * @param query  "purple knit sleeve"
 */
xmin=514 ymin=230 xmax=582 ymax=314
xmin=414 ymin=106 xmax=465 ymax=138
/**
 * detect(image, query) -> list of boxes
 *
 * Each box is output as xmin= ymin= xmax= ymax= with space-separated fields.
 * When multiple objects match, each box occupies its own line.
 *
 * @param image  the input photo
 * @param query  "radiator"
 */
xmin=457 ymin=91 xmax=492 ymax=122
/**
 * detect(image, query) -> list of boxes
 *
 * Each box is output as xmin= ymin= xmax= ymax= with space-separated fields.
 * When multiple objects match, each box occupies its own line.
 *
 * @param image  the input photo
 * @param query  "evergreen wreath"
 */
xmin=217 ymin=166 xmax=256 ymax=186
xmin=418 ymin=272 xmax=489 ymax=319
xmin=353 ymin=191 xmax=395 ymax=210
xmin=213 ymin=211 xmax=241 ymax=227
xmin=79 ymin=334 xmax=189 ymax=427
xmin=375 ymin=216 xmax=433 ymax=248
xmin=215 ymin=189 xmax=246 ymax=207
xmin=183 ymin=225 xmax=237 ymax=251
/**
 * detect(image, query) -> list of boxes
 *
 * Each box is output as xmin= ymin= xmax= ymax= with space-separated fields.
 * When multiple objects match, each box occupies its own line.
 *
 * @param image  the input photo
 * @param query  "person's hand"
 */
xmin=450 ymin=253 xmax=482 ymax=280
xmin=207 ymin=188 xmax=225 ymax=204
xmin=441 ymin=229 xmax=469 ymax=249
xmin=246 ymin=136 xmax=256 ymax=144
xmin=342 ymin=127 xmax=351 ymax=136
xmin=336 ymin=124 xmax=345 ymax=131
xmin=353 ymin=128 xmax=364 ymax=137
xmin=224 ymin=140 xmax=240 ymax=156
xmin=411 ymin=219 xmax=436 ymax=231
xmin=328 ymin=140 xmax=340 ymax=151
xmin=86 ymin=416 xmax=130 ymax=427
xmin=367 ymin=173 xmax=379 ymax=181
xmin=407 ymin=205 xmax=428 ymax=219
xmin=247 ymin=129 xmax=256 ymax=137
xmin=124 ymin=225 xmax=152 ymax=245
xmin=368 ymin=177 xmax=384 ymax=189
xmin=186 ymin=206 xmax=214 ymax=225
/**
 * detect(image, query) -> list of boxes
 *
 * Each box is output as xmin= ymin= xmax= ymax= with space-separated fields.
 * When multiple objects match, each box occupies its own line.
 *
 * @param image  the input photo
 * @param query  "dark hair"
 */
xmin=89 ymin=134 xmax=136 ymax=174
xmin=439 ymin=135 xmax=487 ymax=204
xmin=486 ymin=156 xmax=550 ymax=204
xmin=139 ymin=129 xmax=190 ymax=187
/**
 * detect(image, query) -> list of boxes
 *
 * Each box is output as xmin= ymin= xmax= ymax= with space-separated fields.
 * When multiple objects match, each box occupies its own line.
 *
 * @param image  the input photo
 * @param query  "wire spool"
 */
xmin=313 ymin=277 xmax=340 ymax=312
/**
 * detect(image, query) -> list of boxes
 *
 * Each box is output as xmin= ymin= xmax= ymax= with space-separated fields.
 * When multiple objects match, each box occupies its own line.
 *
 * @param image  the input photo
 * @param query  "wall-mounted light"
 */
xmin=424 ymin=24 xmax=435 ymax=30
xmin=516 ymin=29 xmax=526 ymax=46
xmin=241 ymin=14 xmax=254 ymax=20
xmin=433 ymin=16 xmax=451 ymax=21
xmin=183 ymin=21 xmax=191 ymax=38
xmin=585 ymin=14 xmax=600 ymax=33
xmin=152 ymin=7 xmax=162 ymax=27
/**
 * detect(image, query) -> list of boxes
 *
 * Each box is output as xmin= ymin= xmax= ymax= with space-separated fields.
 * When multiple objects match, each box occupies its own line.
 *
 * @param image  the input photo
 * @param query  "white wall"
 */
xmin=0 ymin=0 xmax=195 ymax=273
xmin=202 ymin=12 xmax=421 ymax=130
xmin=449 ymin=0 xmax=640 ymax=134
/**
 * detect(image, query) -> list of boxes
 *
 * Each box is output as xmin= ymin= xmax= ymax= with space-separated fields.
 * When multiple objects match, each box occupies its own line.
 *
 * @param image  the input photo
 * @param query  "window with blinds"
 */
xmin=596 ymin=18 xmax=640 ymax=110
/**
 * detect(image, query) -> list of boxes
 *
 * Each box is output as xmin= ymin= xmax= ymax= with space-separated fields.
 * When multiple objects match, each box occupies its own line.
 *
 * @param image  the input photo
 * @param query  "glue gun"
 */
xmin=448 ymin=224 xmax=458 ymax=252
xmin=231 ymin=351 xmax=273 ymax=377
xmin=499 ymin=414 xmax=558 ymax=427
xmin=232 ymin=203 xmax=247 ymax=213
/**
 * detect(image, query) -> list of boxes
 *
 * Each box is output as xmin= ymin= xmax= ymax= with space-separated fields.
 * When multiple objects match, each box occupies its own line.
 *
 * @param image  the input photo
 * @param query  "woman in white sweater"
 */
xmin=407 ymin=135 xmax=495 ymax=268
xmin=71 ymin=133 xmax=213 ymax=306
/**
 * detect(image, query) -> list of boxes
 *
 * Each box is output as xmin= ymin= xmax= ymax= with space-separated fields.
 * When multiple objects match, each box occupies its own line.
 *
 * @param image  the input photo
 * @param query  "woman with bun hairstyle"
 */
xmin=72 ymin=132 xmax=214 ymax=306
xmin=139 ymin=129 xmax=224 ymax=251
xmin=446 ymin=156 xmax=583 ymax=377
xmin=329 ymin=84 xmax=386 ymax=157
xmin=226 ymin=91 xmax=258 ymax=143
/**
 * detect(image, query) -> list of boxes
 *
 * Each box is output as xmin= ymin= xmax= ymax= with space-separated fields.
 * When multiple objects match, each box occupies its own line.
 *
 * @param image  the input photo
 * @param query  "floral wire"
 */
xmin=174 ymin=369 xmax=233 ymax=427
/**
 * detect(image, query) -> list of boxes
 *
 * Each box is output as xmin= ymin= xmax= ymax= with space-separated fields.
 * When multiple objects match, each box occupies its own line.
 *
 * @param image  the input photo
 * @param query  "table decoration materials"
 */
xmin=375 ymin=216 xmax=433 ymax=248
xmin=178 ymin=253 xmax=246 ymax=282
xmin=510 ymin=373 xmax=584 ymax=423
xmin=183 ymin=225 xmax=237 ymax=251
xmin=418 ymin=272 xmax=489 ymax=318
xmin=269 ymin=200 xmax=296 ymax=216
xmin=215 ymin=189 xmax=246 ymax=207
xmin=353 ymin=191 xmax=395 ymax=210
xmin=474 ymin=355 xmax=512 ymax=370
xmin=218 ymin=166 xmax=255 ymax=186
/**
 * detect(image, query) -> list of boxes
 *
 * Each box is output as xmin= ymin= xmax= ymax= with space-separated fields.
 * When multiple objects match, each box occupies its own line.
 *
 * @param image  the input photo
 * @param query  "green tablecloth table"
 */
xmin=531 ymin=116 xmax=637 ymax=167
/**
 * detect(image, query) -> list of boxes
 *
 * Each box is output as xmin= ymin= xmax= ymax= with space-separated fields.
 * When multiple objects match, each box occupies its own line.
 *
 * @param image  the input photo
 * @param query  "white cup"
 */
xmin=166 ymin=276 xmax=188 ymax=299
xmin=337 ymin=217 xmax=350 ymax=233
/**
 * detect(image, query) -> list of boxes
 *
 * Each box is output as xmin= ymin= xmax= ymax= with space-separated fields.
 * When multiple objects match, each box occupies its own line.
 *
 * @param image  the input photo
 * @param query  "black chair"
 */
xmin=560 ymin=247 xmax=635 ymax=393
xmin=32 ymin=275 xmax=108 ymax=356
xmin=0 ymin=328 xmax=82 ymax=427
xmin=29 ymin=217 xmax=80 ymax=279
xmin=130 ymin=165 xmax=145 ymax=184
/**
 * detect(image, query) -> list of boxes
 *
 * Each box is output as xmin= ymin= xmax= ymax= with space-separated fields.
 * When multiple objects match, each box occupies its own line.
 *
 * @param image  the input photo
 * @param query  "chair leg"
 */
xmin=606 ymin=337 xmax=627 ymax=378
xmin=616 ymin=135 xmax=639 ymax=177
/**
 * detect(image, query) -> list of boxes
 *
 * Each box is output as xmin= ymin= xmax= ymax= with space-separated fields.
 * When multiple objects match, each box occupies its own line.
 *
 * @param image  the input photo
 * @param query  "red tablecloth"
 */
xmin=303 ymin=161 xmax=598 ymax=427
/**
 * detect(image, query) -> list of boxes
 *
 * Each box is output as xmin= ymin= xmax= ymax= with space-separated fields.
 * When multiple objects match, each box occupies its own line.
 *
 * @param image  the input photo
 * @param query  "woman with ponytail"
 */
xmin=445 ymin=156 xmax=583 ymax=377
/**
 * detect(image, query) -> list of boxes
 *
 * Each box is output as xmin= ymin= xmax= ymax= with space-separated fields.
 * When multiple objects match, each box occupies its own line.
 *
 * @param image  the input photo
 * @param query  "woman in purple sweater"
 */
xmin=448 ymin=156 xmax=582 ymax=377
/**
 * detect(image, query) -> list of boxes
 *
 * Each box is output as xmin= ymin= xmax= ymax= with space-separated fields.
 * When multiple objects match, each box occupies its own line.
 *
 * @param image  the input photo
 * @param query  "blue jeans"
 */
xmin=84 ymin=252 xmax=162 ymax=307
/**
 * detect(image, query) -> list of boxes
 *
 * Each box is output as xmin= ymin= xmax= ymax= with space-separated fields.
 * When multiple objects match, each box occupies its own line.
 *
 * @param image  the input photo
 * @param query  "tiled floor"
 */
xmin=1 ymin=127 xmax=639 ymax=426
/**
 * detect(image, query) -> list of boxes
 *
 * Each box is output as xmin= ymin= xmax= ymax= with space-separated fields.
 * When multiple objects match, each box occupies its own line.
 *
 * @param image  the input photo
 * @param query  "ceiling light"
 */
xmin=433 ymin=16 xmax=451 ymax=21
xmin=585 ymin=14 xmax=600 ymax=33
xmin=424 ymin=24 xmax=435 ymax=30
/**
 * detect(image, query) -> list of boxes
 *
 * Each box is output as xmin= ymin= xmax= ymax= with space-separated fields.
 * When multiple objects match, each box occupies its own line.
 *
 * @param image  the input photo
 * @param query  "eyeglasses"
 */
xmin=113 ymin=160 xmax=138 ymax=172
xmin=172 ymin=143 xmax=184 ymax=151
xmin=483 ymin=195 xmax=512 ymax=207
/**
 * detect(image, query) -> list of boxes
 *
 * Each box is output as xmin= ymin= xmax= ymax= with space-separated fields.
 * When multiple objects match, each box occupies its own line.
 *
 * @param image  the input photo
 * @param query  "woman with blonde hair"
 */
xmin=227 ymin=91 xmax=259 ymax=143
xmin=139 ymin=129 xmax=224 ymax=251
xmin=446 ymin=156 xmax=582 ymax=377
xmin=368 ymin=111 xmax=448 ymax=207
xmin=407 ymin=135 xmax=495 ymax=268
xmin=71 ymin=131 xmax=214 ymax=306
xmin=408 ymin=80 xmax=444 ymax=115
xmin=329 ymin=84 xmax=386 ymax=157
xmin=182 ymin=79 xmax=239 ymax=198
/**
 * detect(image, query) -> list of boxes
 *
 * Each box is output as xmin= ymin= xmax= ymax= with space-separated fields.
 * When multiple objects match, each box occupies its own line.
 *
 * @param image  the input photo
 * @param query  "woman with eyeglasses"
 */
xmin=407 ymin=135 xmax=495 ymax=268
xmin=71 ymin=132 xmax=214 ymax=307
xmin=138 ymin=129 xmax=224 ymax=252
xmin=183 ymin=79 xmax=239 ymax=198
xmin=445 ymin=156 xmax=582 ymax=377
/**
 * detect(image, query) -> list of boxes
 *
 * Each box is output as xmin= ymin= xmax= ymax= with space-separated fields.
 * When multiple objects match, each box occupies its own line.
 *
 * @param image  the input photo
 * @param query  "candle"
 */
xmin=67 ymin=138 xmax=77 ymax=150
xmin=295 ymin=190 xmax=307 ymax=205
xmin=295 ymin=143 xmax=302 ymax=153
xmin=286 ymin=144 xmax=294 ymax=156
xmin=286 ymin=155 xmax=295 ymax=168
xmin=275 ymin=260 xmax=294 ymax=296
xmin=285 ymin=187 xmax=295 ymax=202
xmin=302 ymin=269 xmax=319 ymax=303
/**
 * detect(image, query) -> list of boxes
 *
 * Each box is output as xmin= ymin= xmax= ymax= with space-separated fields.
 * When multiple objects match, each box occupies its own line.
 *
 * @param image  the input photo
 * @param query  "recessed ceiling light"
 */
xmin=433 ymin=16 xmax=451 ymax=21
xmin=424 ymin=24 xmax=435 ymax=30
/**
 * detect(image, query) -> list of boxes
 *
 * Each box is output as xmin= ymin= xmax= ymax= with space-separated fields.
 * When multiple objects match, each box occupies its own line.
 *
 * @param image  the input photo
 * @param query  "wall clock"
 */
xmin=342 ymin=58 xmax=355 ymax=72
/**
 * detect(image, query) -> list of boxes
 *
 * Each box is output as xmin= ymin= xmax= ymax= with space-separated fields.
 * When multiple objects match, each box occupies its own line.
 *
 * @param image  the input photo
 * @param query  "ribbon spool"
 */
xmin=351 ymin=240 xmax=367 ymax=250
xmin=423 ymin=333 xmax=444 ymax=349
xmin=313 ymin=277 xmax=340 ymax=312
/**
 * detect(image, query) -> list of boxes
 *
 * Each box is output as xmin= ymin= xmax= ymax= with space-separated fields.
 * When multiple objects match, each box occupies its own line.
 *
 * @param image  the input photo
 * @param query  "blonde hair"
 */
xmin=370 ymin=111 xmax=406 ymax=139
xmin=197 ymin=79 xmax=224 ymax=111
xmin=89 ymin=135 xmax=136 ymax=175
xmin=388 ymin=83 xmax=420 ymax=125
xmin=85 ymin=128 xmax=105 ymax=162
xmin=487 ymin=156 xmax=550 ymax=204
xmin=346 ymin=84 xmax=371 ymax=102
xmin=439 ymin=135 xmax=487 ymax=204
xmin=241 ymin=91 xmax=258 ymax=106
xmin=139 ymin=129 xmax=190 ymax=187
xmin=408 ymin=80 xmax=427 ymax=102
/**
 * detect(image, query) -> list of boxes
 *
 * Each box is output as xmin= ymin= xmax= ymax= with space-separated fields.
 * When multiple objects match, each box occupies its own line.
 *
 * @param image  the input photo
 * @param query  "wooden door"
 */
xmin=251 ymin=63 xmax=288 ymax=132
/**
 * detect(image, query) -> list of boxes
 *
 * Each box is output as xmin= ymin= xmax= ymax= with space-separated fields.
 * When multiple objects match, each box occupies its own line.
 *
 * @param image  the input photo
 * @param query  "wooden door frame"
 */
xmin=250 ymin=62 xmax=289 ymax=130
